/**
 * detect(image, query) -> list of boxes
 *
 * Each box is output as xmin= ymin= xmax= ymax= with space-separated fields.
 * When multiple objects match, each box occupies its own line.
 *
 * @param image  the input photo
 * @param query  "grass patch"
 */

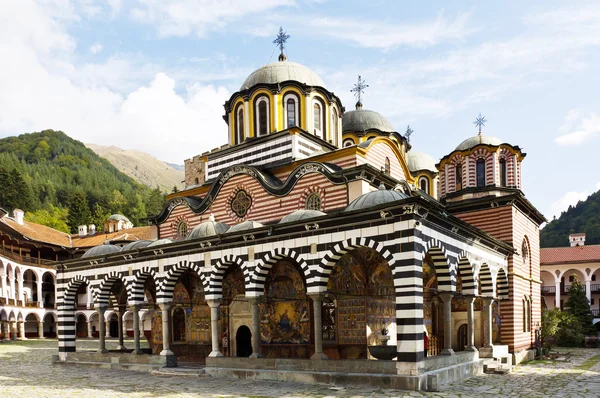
xmin=576 ymin=355 xmax=600 ymax=371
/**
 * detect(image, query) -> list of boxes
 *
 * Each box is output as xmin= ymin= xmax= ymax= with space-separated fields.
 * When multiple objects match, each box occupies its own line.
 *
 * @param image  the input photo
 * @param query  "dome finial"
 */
xmin=209 ymin=213 xmax=215 ymax=223
xmin=273 ymin=26 xmax=290 ymax=62
xmin=473 ymin=112 xmax=487 ymax=135
xmin=351 ymin=75 xmax=368 ymax=108
xmin=405 ymin=125 xmax=414 ymax=144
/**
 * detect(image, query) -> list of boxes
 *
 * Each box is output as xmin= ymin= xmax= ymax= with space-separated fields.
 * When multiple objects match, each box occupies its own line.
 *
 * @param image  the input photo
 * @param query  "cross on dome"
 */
xmin=351 ymin=75 xmax=369 ymax=109
xmin=273 ymin=26 xmax=290 ymax=61
xmin=473 ymin=113 xmax=487 ymax=134
xmin=405 ymin=125 xmax=414 ymax=144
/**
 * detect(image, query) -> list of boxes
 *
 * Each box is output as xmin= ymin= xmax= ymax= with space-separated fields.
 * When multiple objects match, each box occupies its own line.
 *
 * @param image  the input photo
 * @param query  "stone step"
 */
xmin=151 ymin=367 xmax=206 ymax=378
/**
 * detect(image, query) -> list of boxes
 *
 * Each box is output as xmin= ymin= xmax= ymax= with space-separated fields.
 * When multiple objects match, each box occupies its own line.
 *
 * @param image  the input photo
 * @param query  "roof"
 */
xmin=72 ymin=226 xmax=153 ymax=248
xmin=455 ymin=134 xmax=503 ymax=151
xmin=186 ymin=220 xmax=229 ymax=240
xmin=107 ymin=214 xmax=131 ymax=222
xmin=240 ymin=61 xmax=325 ymax=90
xmin=406 ymin=151 xmax=438 ymax=173
xmin=0 ymin=216 xmax=71 ymax=247
xmin=280 ymin=210 xmax=326 ymax=224
xmin=342 ymin=108 xmax=395 ymax=133
xmin=81 ymin=242 xmax=120 ymax=258
xmin=541 ymin=245 xmax=600 ymax=264
xmin=345 ymin=187 xmax=408 ymax=212
xmin=228 ymin=220 xmax=263 ymax=233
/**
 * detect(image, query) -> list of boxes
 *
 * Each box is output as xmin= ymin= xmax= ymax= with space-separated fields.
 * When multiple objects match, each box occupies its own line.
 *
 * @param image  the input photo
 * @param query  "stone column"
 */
xmin=464 ymin=296 xmax=477 ymax=351
xmin=585 ymin=280 xmax=592 ymax=302
xmin=38 ymin=321 xmax=44 ymax=338
xmin=555 ymin=280 xmax=561 ymax=309
xmin=207 ymin=300 xmax=223 ymax=357
xmin=131 ymin=305 xmax=142 ymax=354
xmin=248 ymin=297 xmax=263 ymax=358
xmin=97 ymin=306 xmax=108 ymax=353
xmin=105 ymin=321 xmax=110 ymax=338
xmin=117 ymin=310 xmax=126 ymax=350
xmin=10 ymin=321 xmax=17 ymax=340
xmin=438 ymin=292 xmax=455 ymax=355
xmin=37 ymin=280 xmax=43 ymax=308
xmin=1 ymin=321 xmax=8 ymax=340
xmin=86 ymin=285 xmax=92 ymax=309
xmin=18 ymin=321 xmax=26 ymax=339
xmin=87 ymin=321 xmax=93 ymax=338
xmin=159 ymin=303 xmax=174 ymax=356
xmin=483 ymin=297 xmax=494 ymax=348
xmin=309 ymin=293 xmax=328 ymax=360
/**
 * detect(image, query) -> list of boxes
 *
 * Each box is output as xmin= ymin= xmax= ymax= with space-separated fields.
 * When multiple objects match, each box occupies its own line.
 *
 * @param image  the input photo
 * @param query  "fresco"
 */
xmin=223 ymin=266 xmax=245 ymax=303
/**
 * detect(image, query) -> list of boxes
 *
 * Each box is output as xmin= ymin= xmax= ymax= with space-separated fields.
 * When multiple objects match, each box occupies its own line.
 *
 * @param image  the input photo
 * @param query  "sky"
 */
xmin=1 ymin=0 xmax=600 ymax=222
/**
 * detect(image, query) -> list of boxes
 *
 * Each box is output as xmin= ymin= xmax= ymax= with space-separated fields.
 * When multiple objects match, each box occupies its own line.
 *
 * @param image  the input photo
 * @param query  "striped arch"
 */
xmin=314 ymin=237 xmax=394 ymax=289
xmin=478 ymin=263 xmax=494 ymax=297
xmin=96 ymin=271 xmax=128 ymax=307
xmin=157 ymin=260 xmax=207 ymax=303
xmin=496 ymin=267 xmax=509 ymax=299
xmin=128 ymin=267 xmax=158 ymax=305
xmin=422 ymin=240 xmax=455 ymax=292
xmin=207 ymin=255 xmax=248 ymax=300
xmin=58 ymin=275 xmax=92 ymax=354
xmin=457 ymin=254 xmax=477 ymax=295
xmin=248 ymin=248 xmax=309 ymax=296
xmin=63 ymin=275 xmax=93 ymax=309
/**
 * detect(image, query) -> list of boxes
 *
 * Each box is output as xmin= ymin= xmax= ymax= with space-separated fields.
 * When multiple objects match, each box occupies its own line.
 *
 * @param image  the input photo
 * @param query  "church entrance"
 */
xmin=109 ymin=316 xmax=119 ymax=338
xmin=236 ymin=326 xmax=252 ymax=357
xmin=457 ymin=323 xmax=468 ymax=351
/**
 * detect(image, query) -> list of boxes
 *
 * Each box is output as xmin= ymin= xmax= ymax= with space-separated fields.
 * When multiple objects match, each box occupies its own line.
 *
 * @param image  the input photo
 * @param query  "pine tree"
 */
xmin=565 ymin=278 xmax=595 ymax=336
xmin=67 ymin=192 xmax=91 ymax=233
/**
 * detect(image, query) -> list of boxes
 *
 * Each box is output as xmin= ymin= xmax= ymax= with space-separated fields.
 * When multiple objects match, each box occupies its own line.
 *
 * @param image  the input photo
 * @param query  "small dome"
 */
xmin=280 ymin=209 xmax=326 ymax=224
xmin=345 ymin=186 xmax=408 ymax=212
xmin=147 ymin=238 xmax=173 ymax=247
xmin=455 ymin=134 xmax=503 ymax=151
xmin=227 ymin=220 xmax=264 ymax=233
xmin=107 ymin=214 xmax=130 ymax=222
xmin=186 ymin=217 xmax=229 ymax=240
xmin=241 ymin=61 xmax=325 ymax=90
xmin=120 ymin=240 xmax=153 ymax=252
xmin=81 ymin=241 xmax=120 ymax=258
xmin=342 ymin=109 xmax=395 ymax=133
xmin=406 ymin=151 xmax=438 ymax=173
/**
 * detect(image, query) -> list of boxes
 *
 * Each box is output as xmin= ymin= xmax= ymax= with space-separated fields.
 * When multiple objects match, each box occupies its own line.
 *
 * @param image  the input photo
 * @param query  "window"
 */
xmin=286 ymin=98 xmax=296 ymax=128
xmin=569 ymin=275 xmax=575 ymax=282
xmin=499 ymin=158 xmax=507 ymax=187
xmin=313 ymin=102 xmax=322 ymax=138
xmin=257 ymin=100 xmax=268 ymax=136
xmin=419 ymin=176 xmax=430 ymax=194
xmin=455 ymin=163 xmax=463 ymax=191
xmin=591 ymin=298 xmax=595 ymax=305
xmin=332 ymin=108 xmax=339 ymax=145
xmin=343 ymin=139 xmax=355 ymax=147
xmin=523 ymin=299 xmax=527 ymax=332
xmin=231 ymin=190 xmax=252 ymax=218
xmin=592 ymin=274 xmax=596 ymax=281
xmin=384 ymin=157 xmax=390 ymax=175
xmin=305 ymin=193 xmax=322 ymax=211
xmin=476 ymin=159 xmax=486 ymax=187
xmin=176 ymin=220 xmax=188 ymax=240
xmin=236 ymin=107 xmax=244 ymax=144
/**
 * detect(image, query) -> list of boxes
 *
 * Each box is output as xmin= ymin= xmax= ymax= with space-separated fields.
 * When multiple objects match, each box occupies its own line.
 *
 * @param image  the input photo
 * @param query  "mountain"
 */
xmin=541 ymin=190 xmax=600 ymax=247
xmin=86 ymin=144 xmax=184 ymax=193
xmin=0 ymin=130 xmax=165 ymax=233
xmin=166 ymin=162 xmax=185 ymax=172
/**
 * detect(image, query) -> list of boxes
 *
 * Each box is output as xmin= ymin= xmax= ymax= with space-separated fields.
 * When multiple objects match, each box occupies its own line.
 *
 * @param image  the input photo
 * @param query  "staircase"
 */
xmin=479 ymin=345 xmax=512 ymax=374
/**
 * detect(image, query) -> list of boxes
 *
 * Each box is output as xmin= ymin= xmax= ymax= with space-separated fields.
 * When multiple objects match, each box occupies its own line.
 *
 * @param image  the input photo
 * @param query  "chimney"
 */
xmin=569 ymin=233 xmax=586 ymax=247
xmin=88 ymin=224 xmax=96 ymax=235
xmin=13 ymin=209 xmax=24 ymax=225
xmin=78 ymin=225 xmax=88 ymax=238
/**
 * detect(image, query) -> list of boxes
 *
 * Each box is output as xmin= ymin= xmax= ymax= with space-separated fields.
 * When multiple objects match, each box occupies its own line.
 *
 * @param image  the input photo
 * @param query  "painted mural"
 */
xmin=423 ymin=259 xmax=443 ymax=356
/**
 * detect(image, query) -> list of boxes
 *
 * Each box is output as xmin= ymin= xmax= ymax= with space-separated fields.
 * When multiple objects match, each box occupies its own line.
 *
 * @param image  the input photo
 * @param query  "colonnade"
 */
xmin=0 ymin=319 xmax=46 ymax=339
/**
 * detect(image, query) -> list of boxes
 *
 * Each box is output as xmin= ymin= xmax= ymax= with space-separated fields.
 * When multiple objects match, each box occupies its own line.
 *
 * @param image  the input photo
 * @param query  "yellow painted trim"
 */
xmin=438 ymin=145 xmax=525 ymax=168
xmin=357 ymin=137 xmax=416 ymax=184
xmin=281 ymin=87 xmax=305 ymax=130
xmin=231 ymin=98 xmax=245 ymax=144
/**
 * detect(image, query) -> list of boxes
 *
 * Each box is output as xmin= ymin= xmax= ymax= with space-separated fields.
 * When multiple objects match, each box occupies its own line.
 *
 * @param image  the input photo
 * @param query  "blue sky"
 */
xmin=2 ymin=1 xmax=600 ymax=222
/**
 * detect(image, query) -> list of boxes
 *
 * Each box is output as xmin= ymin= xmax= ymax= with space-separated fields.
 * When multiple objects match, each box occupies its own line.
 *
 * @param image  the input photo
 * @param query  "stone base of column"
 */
xmin=208 ymin=350 xmax=223 ymax=357
xmin=249 ymin=352 xmax=264 ymax=359
xmin=117 ymin=345 xmax=127 ymax=351
xmin=98 ymin=348 xmax=108 ymax=353
xmin=441 ymin=348 xmax=455 ymax=356
xmin=159 ymin=353 xmax=177 ymax=367
xmin=160 ymin=349 xmax=175 ymax=356
xmin=463 ymin=345 xmax=478 ymax=352
xmin=479 ymin=346 xmax=493 ymax=358
xmin=132 ymin=349 xmax=143 ymax=355
xmin=310 ymin=352 xmax=328 ymax=360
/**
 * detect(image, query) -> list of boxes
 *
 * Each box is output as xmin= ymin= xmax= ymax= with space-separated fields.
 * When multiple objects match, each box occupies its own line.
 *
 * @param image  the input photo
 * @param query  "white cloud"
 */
xmin=89 ymin=42 xmax=103 ymax=53
xmin=555 ymin=112 xmax=600 ymax=146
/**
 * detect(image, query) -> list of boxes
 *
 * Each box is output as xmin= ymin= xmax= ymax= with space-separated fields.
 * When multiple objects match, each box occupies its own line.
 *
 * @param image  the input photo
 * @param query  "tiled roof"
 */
xmin=71 ymin=226 xmax=153 ymax=248
xmin=0 ymin=217 xmax=72 ymax=247
xmin=541 ymin=245 xmax=600 ymax=264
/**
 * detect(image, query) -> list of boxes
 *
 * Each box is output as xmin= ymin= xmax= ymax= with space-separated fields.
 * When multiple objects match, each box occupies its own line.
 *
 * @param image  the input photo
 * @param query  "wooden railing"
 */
xmin=541 ymin=286 xmax=555 ymax=294
xmin=0 ymin=247 xmax=56 ymax=267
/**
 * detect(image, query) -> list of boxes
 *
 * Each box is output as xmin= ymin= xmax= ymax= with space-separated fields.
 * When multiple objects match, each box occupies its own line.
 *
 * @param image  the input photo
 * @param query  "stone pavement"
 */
xmin=0 ymin=339 xmax=599 ymax=397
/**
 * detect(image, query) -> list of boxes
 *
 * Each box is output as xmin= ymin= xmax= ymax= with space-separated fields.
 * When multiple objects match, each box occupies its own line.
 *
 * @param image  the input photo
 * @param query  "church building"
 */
xmin=55 ymin=31 xmax=545 ymax=391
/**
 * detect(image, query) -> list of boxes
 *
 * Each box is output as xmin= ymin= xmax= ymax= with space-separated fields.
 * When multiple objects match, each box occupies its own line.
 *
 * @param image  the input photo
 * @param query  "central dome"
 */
xmin=342 ymin=109 xmax=395 ymax=133
xmin=455 ymin=134 xmax=503 ymax=151
xmin=241 ymin=61 xmax=325 ymax=90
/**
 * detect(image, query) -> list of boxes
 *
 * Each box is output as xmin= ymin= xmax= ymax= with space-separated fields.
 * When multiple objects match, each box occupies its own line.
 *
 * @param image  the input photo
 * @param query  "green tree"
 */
xmin=90 ymin=203 xmax=108 ymax=232
xmin=109 ymin=189 xmax=127 ymax=214
xmin=67 ymin=192 xmax=91 ymax=233
xmin=128 ymin=193 xmax=147 ymax=226
xmin=25 ymin=205 xmax=69 ymax=233
xmin=146 ymin=186 xmax=166 ymax=217
xmin=565 ymin=278 xmax=595 ymax=335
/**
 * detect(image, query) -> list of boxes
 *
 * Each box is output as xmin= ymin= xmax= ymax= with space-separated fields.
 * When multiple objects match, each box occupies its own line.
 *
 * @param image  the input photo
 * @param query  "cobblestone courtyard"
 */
xmin=0 ymin=339 xmax=599 ymax=397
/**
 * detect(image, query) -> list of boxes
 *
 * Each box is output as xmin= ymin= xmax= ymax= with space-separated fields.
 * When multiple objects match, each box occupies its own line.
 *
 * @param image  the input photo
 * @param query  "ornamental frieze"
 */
xmin=218 ymin=166 xmax=258 ymax=186
xmin=294 ymin=163 xmax=324 ymax=179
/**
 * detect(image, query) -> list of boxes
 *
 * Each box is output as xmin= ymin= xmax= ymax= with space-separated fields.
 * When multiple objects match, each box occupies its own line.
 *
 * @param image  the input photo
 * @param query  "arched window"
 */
xmin=255 ymin=97 xmax=269 ymax=136
xmin=455 ymin=163 xmax=463 ymax=191
xmin=499 ymin=158 xmax=507 ymax=187
xmin=419 ymin=176 xmax=430 ymax=194
xmin=305 ymin=193 xmax=322 ymax=211
xmin=236 ymin=107 xmax=244 ymax=144
xmin=331 ymin=108 xmax=339 ymax=145
xmin=522 ymin=299 xmax=526 ymax=332
xmin=476 ymin=159 xmax=486 ymax=187
xmin=343 ymin=138 xmax=355 ymax=147
xmin=173 ymin=307 xmax=186 ymax=342
xmin=384 ymin=157 xmax=390 ymax=175
xmin=286 ymin=98 xmax=296 ymax=128
xmin=313 ymin=102 xmax=322 ymax=138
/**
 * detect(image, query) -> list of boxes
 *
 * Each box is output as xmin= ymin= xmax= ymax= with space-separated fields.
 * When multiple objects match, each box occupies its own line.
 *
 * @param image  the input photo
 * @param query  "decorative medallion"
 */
xmin=231 ymin=190 xmax=252 ymax=218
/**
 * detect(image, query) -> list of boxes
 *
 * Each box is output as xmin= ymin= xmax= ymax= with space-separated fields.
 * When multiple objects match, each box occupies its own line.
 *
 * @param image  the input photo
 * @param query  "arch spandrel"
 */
xmin=157 ymin=260 xmax=206 ymax=303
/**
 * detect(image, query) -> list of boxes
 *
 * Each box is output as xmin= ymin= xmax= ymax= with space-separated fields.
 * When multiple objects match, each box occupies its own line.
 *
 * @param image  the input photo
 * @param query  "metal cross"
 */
xmin=273 ymin=26 xmax=290 ymax=55
xmin=351 ymin=75 xmax=369 ymax=104
xmin=473 ymin=113 xmax=487 ymax=133
xmin=405 ymin=125 xmax=413 ymax=144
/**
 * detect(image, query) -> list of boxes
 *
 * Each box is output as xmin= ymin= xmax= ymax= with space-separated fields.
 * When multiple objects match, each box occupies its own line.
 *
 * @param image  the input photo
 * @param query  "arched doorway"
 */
xmin=221 ymin=264 xmax=246 ymax=357
xmin=109 ymin=313 xmax=119 ymax=338
xmin=457 ymin=324 xmax=468 ymax=351
xmin=43 ymin=313 xmax=56 ymax=338
xmin=76 ymin=314 xmax=87 ymax=338
xmin=236 ymin=325 xmax=252 ymax=357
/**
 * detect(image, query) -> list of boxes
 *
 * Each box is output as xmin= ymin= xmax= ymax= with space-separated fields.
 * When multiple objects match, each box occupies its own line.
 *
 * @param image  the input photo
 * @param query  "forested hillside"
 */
xmin=0 ymin=130 xmax=165 ymax=233
xmin=541 ymin=190 xmax=600 ymax=247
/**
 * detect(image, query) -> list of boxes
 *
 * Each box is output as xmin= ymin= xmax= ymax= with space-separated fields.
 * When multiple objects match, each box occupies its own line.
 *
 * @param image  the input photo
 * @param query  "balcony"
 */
xmin=591 ymin=284 xmax=600 ymax=293
xmin=592 ymin=309 xmax=599 ymax=317
xmin=541 ymin=285 xmax=556 ymax=295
